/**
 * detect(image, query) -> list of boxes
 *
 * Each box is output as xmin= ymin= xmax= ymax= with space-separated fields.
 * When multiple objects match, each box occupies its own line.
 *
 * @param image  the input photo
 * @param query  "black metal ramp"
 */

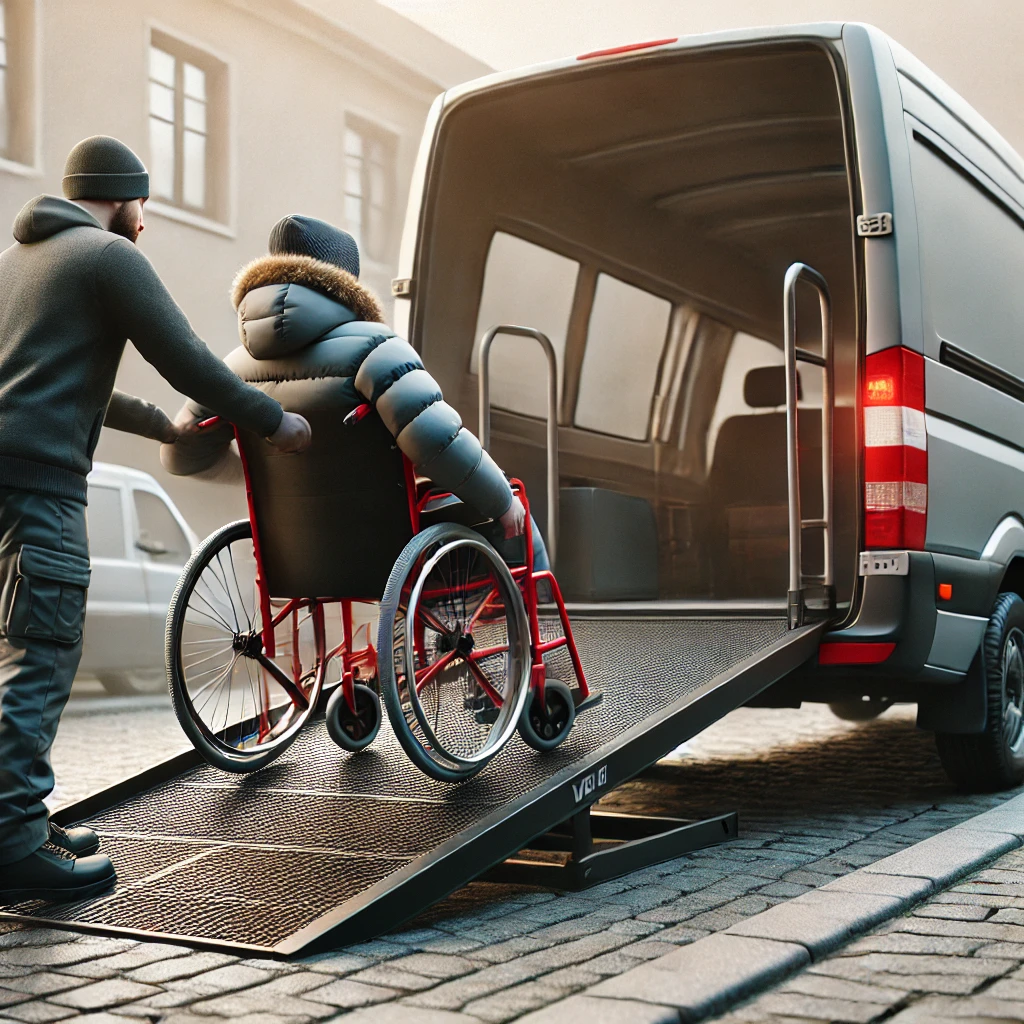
xmin=0 ymin=615 xmax=822 ymax=957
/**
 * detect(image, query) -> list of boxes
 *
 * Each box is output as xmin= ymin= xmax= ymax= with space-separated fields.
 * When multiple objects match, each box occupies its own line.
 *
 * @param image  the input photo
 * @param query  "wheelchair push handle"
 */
xmin=343 ymin=403 xmax=374 ymax=427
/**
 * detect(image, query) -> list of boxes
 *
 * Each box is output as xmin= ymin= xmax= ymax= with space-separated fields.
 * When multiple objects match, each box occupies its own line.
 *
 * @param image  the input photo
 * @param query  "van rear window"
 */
xmin=472 ymin=232 xmax=579 ymax=419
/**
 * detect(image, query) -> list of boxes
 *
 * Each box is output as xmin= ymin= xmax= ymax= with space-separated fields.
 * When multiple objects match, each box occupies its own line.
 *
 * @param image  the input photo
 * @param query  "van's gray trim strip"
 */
xmin=938 ymin=341 xmax=1024 ymax=406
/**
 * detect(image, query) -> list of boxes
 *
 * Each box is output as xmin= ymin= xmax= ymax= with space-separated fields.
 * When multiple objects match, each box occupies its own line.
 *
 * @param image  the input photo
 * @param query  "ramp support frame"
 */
xmin=486 ymin=806 xmax=738 ymax=890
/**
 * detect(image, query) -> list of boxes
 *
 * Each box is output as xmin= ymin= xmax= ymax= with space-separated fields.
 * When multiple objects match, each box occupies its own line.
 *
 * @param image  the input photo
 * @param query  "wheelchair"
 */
xmin=165 ymin=404 xmax=593 ymax=783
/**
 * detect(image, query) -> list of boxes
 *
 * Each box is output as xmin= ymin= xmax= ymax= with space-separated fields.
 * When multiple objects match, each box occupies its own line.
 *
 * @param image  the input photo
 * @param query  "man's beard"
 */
xmin=109 ymin=201 xmax=141 ymax=242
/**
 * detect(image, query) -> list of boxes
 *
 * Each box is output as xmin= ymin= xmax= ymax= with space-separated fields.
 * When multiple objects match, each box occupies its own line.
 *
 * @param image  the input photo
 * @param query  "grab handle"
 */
xmin=477 ymin=325 xmax=559 ymax=568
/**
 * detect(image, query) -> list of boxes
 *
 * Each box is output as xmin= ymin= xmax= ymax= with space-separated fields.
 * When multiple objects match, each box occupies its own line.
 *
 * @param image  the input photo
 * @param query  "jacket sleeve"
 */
xmin=354 ymin=335 xmax=513 ymax=520
xmin=95 ymin=238 xmax=283 ymax=438
xmin=104 ymin=389 xmax=176 ymax=442
xmin=159 ymin=400 xmax=238 ymax=478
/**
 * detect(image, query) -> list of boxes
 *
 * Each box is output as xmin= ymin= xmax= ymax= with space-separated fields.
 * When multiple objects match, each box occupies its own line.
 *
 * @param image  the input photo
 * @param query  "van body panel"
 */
xmin=842 ymin=24 xmax=918 ymax=357
xmin=927 ymin=610 xmax=987 ymax=673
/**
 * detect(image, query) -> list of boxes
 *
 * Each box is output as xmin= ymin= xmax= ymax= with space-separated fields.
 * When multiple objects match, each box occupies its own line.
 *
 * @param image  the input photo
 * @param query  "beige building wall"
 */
xmin=0 ymin=0 xmax=488 ymax=539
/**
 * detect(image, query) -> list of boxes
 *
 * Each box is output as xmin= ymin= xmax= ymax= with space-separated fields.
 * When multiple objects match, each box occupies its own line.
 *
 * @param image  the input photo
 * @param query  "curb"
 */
xmin=516 ymin=792 xmax=1024 ymax=1024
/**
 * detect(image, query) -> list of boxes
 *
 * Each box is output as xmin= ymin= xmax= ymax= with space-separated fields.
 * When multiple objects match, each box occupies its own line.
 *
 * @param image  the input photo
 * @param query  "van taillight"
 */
xmin=863 ymin=347 xmax=927 ymax=549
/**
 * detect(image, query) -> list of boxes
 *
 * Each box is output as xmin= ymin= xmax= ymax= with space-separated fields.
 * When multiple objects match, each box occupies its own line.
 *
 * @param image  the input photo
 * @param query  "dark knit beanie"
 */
xmin=268 ymin=215 xmax=360 ymax=279
xmin=62 ymin=136 xmax=149 ymax=201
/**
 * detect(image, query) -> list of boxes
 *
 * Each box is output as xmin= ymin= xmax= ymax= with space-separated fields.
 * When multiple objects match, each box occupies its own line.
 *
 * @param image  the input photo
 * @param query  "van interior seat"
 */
xmin=707 ymin=365 xmax=823 ymax=597
xmin=557 ymin=486 xmax=659 ymax=601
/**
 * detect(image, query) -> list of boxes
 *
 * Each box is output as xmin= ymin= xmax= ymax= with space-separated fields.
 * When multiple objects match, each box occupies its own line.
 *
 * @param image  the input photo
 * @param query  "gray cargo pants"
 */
xmin=0 ymin=488 xmax=89 ymax=866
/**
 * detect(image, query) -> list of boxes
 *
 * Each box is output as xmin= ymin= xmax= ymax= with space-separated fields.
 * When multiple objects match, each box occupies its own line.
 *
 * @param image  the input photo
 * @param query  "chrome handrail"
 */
xmin=478 ymin=325 xmax=559 ymax=568
xmin=784 ymin=263 xmax=835 ymax=629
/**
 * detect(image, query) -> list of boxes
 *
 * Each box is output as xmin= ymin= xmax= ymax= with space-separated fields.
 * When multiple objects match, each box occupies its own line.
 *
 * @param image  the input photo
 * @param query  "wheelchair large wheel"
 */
xmin=167 ymin=520 xmax=327 ymax=773
xmin=378 ymin=523 xmax=531 ymax=782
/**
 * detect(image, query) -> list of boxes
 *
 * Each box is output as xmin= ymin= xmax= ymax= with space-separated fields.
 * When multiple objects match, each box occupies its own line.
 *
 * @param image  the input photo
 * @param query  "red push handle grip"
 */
xmin=196 ymin=416 xmax=223 ymax=430
xmin=343 ymin=403 xmax=373 ymax=427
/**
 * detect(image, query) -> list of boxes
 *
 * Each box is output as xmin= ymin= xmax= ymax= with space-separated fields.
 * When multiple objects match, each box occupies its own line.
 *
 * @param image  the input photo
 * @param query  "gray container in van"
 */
xmin=392 ymin=23 xmax=1024 ymax=791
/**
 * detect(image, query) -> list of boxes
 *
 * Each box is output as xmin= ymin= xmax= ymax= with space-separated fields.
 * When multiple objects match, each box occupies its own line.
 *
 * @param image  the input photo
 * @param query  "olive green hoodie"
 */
xmin=0 ymin=195 xmax=283 ymax=502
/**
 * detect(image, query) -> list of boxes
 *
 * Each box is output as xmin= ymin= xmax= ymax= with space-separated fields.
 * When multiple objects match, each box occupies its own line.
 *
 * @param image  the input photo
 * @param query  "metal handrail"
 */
xmin=478 ymin=325 xmax=559 ymax=568
xmin=784 ymin=263 xmax=834 ymax=629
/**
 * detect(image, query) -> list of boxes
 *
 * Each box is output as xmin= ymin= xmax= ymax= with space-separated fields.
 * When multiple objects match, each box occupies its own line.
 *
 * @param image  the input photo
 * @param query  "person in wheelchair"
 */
xmin=162 ymin=214 xmax=550 ymax=565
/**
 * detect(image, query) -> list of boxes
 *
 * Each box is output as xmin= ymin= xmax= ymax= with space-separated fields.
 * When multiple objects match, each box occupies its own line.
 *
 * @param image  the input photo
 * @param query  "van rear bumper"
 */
xmin=763 ymin=551 xmax=1003 ymax=731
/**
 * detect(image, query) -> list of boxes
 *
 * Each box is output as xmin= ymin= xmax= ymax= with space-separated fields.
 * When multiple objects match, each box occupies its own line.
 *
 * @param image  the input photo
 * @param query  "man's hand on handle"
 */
xmin=499 ymin=496 xmax=526 ymax=540
xmin=267 ymin=411 xmax=312 ymax=454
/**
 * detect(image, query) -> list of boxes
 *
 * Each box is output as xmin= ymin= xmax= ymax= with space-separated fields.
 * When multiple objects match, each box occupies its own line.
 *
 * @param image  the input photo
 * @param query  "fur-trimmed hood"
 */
xmin=231 ymin=253 xmax=385 ymax=359
xmin=231 ymin=253 xmax=383 ymax=322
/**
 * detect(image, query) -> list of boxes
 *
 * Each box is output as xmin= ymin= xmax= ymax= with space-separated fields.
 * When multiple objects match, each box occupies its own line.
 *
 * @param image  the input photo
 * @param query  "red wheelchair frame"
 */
xmin=200 ymin=410 xmax=590 ymax=737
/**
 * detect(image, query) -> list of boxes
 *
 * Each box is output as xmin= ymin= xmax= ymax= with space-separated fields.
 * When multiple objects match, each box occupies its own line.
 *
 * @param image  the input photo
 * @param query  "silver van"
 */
xmin=392 ymin=23 xmax=1024 ymax=791
xmin=80 ymin=463 xmax=198 ymax=694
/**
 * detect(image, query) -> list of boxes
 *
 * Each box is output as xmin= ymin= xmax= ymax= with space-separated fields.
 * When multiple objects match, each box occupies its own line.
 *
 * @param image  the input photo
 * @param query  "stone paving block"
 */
xmin=842 ymin=931 xmax=986 ymax=956
xmin=605 ymin=919 xmax=663 ymax=938
xmin=973 ymin=940 xmax=1024 ymax=958
xmin=616 ymin=940 xmax=679 ymax=961
xmin=891 ymin=915 xmax=1024 ymax=942
xmin=601 ymin=886 xmax=681 ymax=915
xmin=782 ymin=971 xmax=908 ymax=1003
xmin=1 ymin=1000 xmax=79 ymax=1023
xmin=953 ymin=793 xmax=1024 ymax=838
xmin=170 ymin=962 xmax=273 ymax=994
xmin=467 ymin=936 xmax=551 ymax=964
xmin=82 ymin=942 xmax=193 ymax=972
xmin=655 ymin=925 xmax=711 ymax=945
xmin=888 ymin=993 xmax=1024 ymax=1021
xmin=243 ymin=971 xmax=328 ymax=997
xmin=125 ymin=950 xmax=238 ymax=984
xmin=755 ymin=881 xmax=812 ymax=899
xmin=345 ymin=1004 xmax=491 ymax=1023
xmin=517 ymin=993 xmax=680 ymax=1024
xmin=725 ymin=888 xmax=902 ymax=958
xmin=48 ymin=979 xmax=161 ymax=1011
xmin=188 ymin=989 xmax=337 ymax=1019
xmin=806 ymin=960 xmax=986 ymax=995
xmin=830 ymin=951 xmax=1015 ymax=977
xmin=540 ymin=966 xmax=604 ymax=990
xmin=3 ymin=943 xmax=114 ymax=969
xmin=463 ymin=979 xmax=571 ymax=1023
xmin=580 ymin=951 xmax=646 ymax=976
xmin=820 ymin=870 xmax=932 ymax=902
xmin=588 ymin=933 xmax=809 ymax=1018
xmin=347 ymin=963 xmax=437 ymax=992
xmin=3 ymin=974 xmax=87 ymax=998
xmin=992 ymin=907 xmax=1024 ymax=924
xmin=302 ymin=977 xmax=400 ymax=1008
xmin=387 ymin=953 xmax=478 ymax=980
xmin=299 ymin=951 xmax=374 ymax=975
xmin=863 ymin=828 xmax=1020 ymax=888
xmin=746 ymin=991 xmax=884 ymax=1023
xmin=913 ymin=903 xmax=993 ymax=921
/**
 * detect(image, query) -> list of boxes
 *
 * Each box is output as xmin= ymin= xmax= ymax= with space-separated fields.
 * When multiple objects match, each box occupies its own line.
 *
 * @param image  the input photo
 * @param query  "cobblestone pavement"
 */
xmin=717 ymin=843 xmax=1024 ymax=1023
xmin=0 ymin=698 xmax=1019 ymax=1023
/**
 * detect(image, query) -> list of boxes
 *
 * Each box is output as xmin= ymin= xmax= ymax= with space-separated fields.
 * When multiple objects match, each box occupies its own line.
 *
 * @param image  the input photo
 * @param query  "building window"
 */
xmin=344 ymin=116 xmax=396 ymax=263
xmin=148 ymin=30 xmax=227 ymax=220
xmin=0 ymin=0 xmax=37 ymax=167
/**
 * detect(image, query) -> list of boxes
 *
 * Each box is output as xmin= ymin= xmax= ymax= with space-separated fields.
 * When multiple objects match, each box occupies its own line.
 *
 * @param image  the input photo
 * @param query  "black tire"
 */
xmin=829 ymin=698 xmax=891 ymax=722
xmin=378 ymin=523 xmax=531 ymax=784
xmin=167 ymin=520 xmax=325 ymax=774
xmin=326 ymin=682 xmax=381 ymax=752
xmin=519 ymin=679 xmax=576 ymax=752
xmin=936 ymin=591 xmax=1024 ymax=792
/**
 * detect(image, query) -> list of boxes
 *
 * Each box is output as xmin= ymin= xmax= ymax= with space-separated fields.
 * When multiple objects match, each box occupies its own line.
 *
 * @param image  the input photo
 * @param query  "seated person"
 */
xmin=162 ymin=214 xmax=550 ymax=565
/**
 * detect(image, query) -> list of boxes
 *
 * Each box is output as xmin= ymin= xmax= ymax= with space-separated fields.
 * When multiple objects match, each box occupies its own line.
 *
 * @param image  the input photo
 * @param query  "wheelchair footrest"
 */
xmin=573 ymin=689 xmax=603 ymax=714
xmin=484 ymin=806 xmax=738 ymax=891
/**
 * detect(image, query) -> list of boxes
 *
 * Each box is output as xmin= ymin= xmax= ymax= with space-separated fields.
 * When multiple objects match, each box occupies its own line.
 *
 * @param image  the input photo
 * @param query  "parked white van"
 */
xmin=80 ymin=463 xmax=197 ymax=694
xmin=393 ymin=24 xmax=1024 ymax=791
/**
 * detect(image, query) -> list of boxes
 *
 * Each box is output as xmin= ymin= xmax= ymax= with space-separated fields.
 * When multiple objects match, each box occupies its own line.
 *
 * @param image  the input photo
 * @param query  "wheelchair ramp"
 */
xmin=0 ymin=615 xmax=822 ymax=957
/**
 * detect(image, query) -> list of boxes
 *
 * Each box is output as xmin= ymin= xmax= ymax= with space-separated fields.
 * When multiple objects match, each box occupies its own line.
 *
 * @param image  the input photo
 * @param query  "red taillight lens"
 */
xmin=863 ymin=347 xmax=926 ymax=549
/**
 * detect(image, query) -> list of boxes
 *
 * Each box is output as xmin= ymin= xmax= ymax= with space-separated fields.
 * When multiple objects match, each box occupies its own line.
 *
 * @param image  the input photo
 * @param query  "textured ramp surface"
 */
xmin=1 ymin=617 xmax=788 ymax=951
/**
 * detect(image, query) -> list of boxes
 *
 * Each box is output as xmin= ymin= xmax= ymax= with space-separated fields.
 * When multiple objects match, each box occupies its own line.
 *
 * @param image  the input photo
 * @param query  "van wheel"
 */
xmin=935 ymin=592 xmax=1024 ymax=792
xmin=98 ymin=670 xmax=166 ymax=696
xmin=829 ymin=698 xmax=891 ymax=722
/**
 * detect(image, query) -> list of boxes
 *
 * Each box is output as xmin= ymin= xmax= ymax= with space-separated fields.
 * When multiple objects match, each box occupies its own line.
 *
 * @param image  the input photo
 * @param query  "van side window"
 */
xmin=134 ymin=491 xmax=189 ymax=564
xmin=472 ymin=232 xmax=579 ymax=418
xmin=574 ymin=275 xmax=671 ymax=440
xmin=86 ymin=485 xmax=125 ymax=559
xmin=706 ymin=332 xmax=820 ymax=467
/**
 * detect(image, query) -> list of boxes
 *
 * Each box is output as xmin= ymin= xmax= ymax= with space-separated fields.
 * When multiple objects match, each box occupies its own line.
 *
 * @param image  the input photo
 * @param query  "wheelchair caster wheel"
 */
xmin=327 ymin=683 xmax=381 ymax=752
xmin=519 ymin=679 xmax=575 ymax=752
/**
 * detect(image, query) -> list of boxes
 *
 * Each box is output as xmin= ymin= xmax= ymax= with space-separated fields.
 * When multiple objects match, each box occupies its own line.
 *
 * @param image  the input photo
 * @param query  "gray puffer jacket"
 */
xmin=161 ymin=253 xmax=513 ymax=520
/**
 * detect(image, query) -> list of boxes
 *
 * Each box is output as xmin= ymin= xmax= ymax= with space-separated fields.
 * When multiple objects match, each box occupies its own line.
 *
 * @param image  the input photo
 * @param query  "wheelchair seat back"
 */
xmin=237 ymin=408 xmax=413 ymax=599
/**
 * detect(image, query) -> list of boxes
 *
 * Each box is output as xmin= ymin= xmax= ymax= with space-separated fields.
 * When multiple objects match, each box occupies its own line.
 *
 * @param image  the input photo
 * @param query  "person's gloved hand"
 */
xmin=267 ymin=411 xmax=312 ymax=454
xmin=168 ymin=404 xmax=202 ymax=442
xmin=499 ymin=495 xmax=526 ymax=539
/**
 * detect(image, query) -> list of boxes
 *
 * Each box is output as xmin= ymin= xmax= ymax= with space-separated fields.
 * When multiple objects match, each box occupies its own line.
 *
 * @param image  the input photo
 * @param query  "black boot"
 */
xmin=49 ymin=821 xmax=100 ymax=857
xmin=0 ymin=841 xmax=116 ymax=902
